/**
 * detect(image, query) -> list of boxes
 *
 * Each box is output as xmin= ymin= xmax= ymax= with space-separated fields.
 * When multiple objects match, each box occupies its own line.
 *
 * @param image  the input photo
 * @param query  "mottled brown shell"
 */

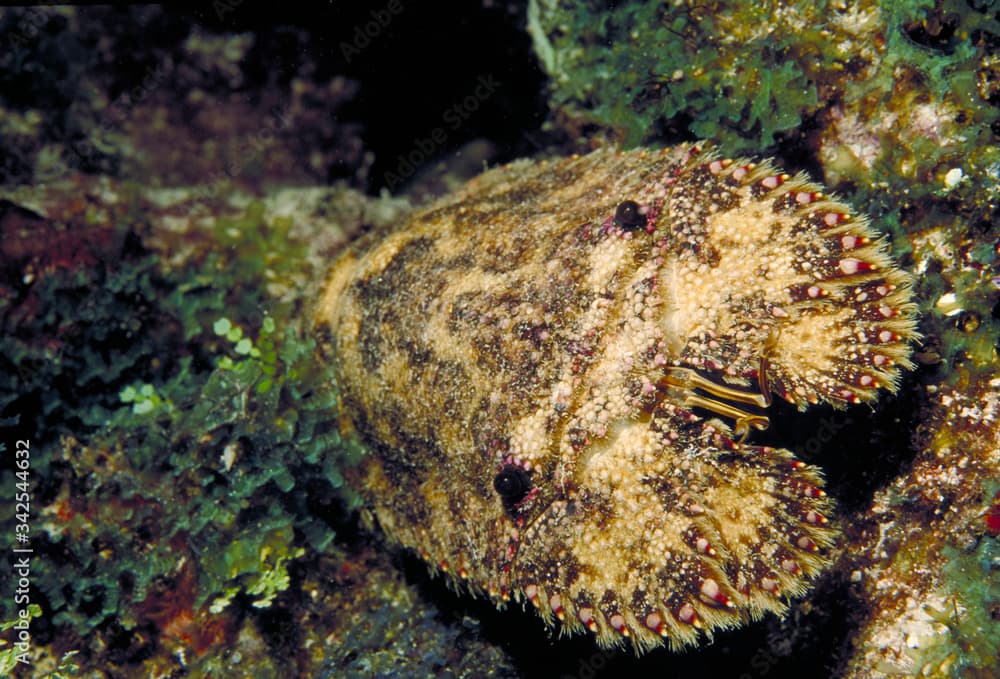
xmin=315 ymin=145 xmax=918 ymax=651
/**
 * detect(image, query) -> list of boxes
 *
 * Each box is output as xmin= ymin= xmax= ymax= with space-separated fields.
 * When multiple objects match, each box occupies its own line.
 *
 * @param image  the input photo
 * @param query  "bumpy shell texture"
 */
xmin=315 ymin=145 xmax=918 ymax=652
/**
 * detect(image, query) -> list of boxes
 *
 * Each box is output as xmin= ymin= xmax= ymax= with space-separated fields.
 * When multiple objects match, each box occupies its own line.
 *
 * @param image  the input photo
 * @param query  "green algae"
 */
xmin=529 ymin=0 xmax=1000 ymax=157
xmin=529 ymin=0 xmax=822 ymax=149
xmin=1 ymin=605 xmax=79 ymax=678
xmin=0 ymin=196 xmax=364 ymax=664
xmin=912 ymin=531 xmax=1000 ymax=678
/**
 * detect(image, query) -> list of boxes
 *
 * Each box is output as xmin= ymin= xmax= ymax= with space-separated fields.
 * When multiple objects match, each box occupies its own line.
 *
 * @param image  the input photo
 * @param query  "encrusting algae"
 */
xmin=315 ymin=144 xmax=920 ymax=652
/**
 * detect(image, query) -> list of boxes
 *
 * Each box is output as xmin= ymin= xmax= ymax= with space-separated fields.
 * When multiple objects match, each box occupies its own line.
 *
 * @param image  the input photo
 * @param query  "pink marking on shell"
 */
xmin=708 ymin=159 xmax=725 ymax=174
xmin=824 ymin=212 xmax=846 ymax=226
xmin=610 ymin=613 xmax=628 ymax=634
xmin=807 ymin=285 xmax=822 ymax=298
xmin=700 ymin=578 xmax=734 ymax=608
xmin=841 ymin=235 xmax=858 ymax=249
xmin=675 ymin=603 xmax=701 ymax=629
xmin=579 ymin=607 xmax=597 ymax=631
xmin=762 ymin=175 xmax=783 ymax=189
xmin=732 ymin=166 xmax=749 ymax=182
xmin=549 ymin=594 xmax=564 ymax=620
xmin=791 ymin=480 xmax=826 ymax=498
xmin=782 ymin=559 xmax=802 ymax=575
xmin=797 ymin=536 xmax=819 ymax=551
xmin=839 ymin=258 xmax=861 ymax=275
xmin=645 ymin=612 xmax=666 ymax=635
xmin=761 ymin=577 xmax=780 ymax=593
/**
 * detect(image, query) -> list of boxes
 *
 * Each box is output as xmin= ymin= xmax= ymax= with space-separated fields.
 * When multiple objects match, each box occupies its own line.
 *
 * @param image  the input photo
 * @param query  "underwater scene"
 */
xmin=0 ymin=2 xmax=998 ymax=677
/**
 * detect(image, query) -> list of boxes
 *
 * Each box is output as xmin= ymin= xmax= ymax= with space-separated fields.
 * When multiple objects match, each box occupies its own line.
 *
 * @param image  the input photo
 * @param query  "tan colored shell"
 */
xmin=315 ymin=144 xmax=918 ymax=651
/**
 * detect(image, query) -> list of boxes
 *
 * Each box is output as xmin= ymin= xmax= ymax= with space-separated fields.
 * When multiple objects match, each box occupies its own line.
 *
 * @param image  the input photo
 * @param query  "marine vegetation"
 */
xmin=0 ymin=193 xmax=363 ymax=672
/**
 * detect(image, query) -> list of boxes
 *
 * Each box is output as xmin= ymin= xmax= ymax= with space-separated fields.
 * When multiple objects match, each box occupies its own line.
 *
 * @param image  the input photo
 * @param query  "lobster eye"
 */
xmin=613 ymin=200 xmax=647 ymax=230
xmin=493 ymin=464 xmax=531 ymax=506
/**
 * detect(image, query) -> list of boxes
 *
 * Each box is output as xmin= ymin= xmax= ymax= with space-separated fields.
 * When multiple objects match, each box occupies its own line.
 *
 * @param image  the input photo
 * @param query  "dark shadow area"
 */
xmin=753 ymin=367 xmax=929 ymax=514
xmin=186 ymin=1 xmax=551 ymax=191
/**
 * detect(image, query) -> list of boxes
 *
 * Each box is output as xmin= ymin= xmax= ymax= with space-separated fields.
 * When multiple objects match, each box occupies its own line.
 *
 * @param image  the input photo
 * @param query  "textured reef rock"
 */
xmin=316 ymin=144 xmax=918 ymax=651
xmin=839 ymin=372 xmax=1000 ymax=678
xmin=0 ymin=6 xmax=369 ymax=189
